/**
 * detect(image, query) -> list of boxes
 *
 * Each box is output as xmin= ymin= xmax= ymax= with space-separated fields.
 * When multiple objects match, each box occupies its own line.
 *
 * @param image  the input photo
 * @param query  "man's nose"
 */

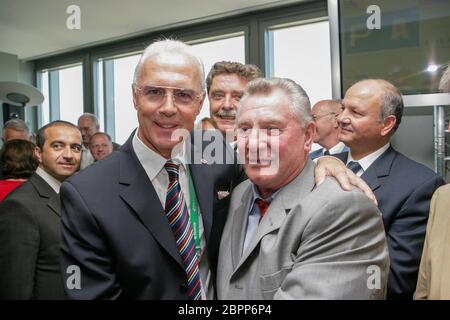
xmin=337 ymin=110 xmax=349 ymax=124
xmin=160 ymin=92 xmax=177 ymax=115
xmin=62 ymin=146 xmax=74 ymax=159
xmin=222 ymin=94 xmax=234 ymax=110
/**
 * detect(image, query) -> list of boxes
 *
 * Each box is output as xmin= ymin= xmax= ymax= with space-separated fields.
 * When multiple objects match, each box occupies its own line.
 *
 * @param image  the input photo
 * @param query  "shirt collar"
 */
xmin=347 ymin=143 xmax=390 ymax=172
xmin=328 ymin=141 xmax=346 ymax=154
xmin=248 ymin=183 xmax=281 ymax=214
xmin=132 ymin=130 xmax=188 ymax=180
xmin=35 ymin=166 xmax=62 ymax=194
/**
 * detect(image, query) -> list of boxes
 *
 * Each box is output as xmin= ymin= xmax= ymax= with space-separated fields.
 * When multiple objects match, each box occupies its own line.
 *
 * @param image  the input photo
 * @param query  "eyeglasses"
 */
xmin=134 ymin=84 xmax=203 ymax=107
xmin=312 ymin=112 xmax=338 ymax=121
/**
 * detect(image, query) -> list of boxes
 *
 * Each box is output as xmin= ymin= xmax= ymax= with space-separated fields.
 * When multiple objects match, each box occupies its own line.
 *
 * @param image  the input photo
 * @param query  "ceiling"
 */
xmin=0 ymin=0 xmax=303 ymax=61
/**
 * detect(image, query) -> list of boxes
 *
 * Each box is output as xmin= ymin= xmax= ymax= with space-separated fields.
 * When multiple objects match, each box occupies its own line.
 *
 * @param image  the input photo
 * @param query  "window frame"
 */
xmin=33 ymin=0 xmax=328 ymax=131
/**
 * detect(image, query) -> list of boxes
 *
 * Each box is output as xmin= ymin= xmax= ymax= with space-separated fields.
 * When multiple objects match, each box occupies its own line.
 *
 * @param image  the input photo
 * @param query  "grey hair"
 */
xmin=380 ymin=87 xmax=403 ymax=133
xmin=439 ymin=64 xmax=450 ymax=93
xmin=353 ymin=79 xmax=404 ymax=134
xmin=133 ymin=39 xmax=205 ymax=90
xmin=238 ymin=77 xmax=312 ymax=127
xmin=2 ymin=118 xmax=30 ymax=138
xmin=77 ymin=113 xmax=99 ymax=126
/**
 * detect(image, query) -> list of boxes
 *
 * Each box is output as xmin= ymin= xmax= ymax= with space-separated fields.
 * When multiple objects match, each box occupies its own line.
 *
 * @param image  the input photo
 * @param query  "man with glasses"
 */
xmin=309 ymin=99 xmax=348 ymax=159
xmin=59 ymin=39 xmax=375 ymax=300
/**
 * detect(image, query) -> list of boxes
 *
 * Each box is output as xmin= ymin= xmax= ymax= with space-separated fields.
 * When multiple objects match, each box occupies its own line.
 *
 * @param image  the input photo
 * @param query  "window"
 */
xmin=266 ymin=20 xmax=332 ymax=106
xmin=58 ymin=65 xmax=84 ymax=124
xmin=95 ymin=34 xmax=246 ymax=144
xmin=266 ymin=19 xmax=332 ymax=152
xmin=189 ymin=34 xmax=246 ymax=122
xmin=37 ymin=64 xmax=84 ymax=126
xmin=95 ymin=54 xmax=141 ymax=144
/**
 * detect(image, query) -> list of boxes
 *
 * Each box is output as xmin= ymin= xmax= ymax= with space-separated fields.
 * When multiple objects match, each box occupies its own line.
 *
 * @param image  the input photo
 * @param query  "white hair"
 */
xmin=133 ymin=39 xmax=205 ymax=90
xmin=238 ymin=77 xmax=312 ymax=127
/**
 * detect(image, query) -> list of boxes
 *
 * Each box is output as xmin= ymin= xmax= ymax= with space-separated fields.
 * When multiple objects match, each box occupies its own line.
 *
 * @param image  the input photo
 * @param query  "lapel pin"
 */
xmin=217 ymin=190 xmax=230 ymax=200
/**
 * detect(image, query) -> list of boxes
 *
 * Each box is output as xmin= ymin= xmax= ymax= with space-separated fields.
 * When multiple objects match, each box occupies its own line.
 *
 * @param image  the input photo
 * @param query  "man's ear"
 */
xmin=196 ymin=93 xmax=206 ymax=116
xmin=304 ymin=121 xmax=316 ymax=152
xmin=332 ymin=115 xmax=340 ymax=129
xmin=132 ymin=85 xmax=139 ymax=110
xmin=381 ymin=115 xmax=397 ymax=137
xmin=34 ymin=146 xmax=43 ymax=164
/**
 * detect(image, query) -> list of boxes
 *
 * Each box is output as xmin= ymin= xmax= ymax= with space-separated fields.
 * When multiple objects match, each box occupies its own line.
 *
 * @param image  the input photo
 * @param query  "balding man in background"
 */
xmin=77 ymin=113 xmax=98 ymax=169
xmin=336 ymin=79 xmax=445 ymax=299
xmin=309 ymin=99 xmax=348 ymax=159
xmin=77 ymin=113 xmax=120 ymax=169
xmin=89 ymin=132 xmax=114 ymax=161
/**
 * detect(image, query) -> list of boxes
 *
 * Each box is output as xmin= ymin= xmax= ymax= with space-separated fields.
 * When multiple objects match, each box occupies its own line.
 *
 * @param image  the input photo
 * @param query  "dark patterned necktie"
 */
xmin=164 ymin=159 xmax=202 ymax=300
xmin=324 ymin=150 xmax=330 ymax=156
xmin=347 ymin=161 xmax=362 ymax=174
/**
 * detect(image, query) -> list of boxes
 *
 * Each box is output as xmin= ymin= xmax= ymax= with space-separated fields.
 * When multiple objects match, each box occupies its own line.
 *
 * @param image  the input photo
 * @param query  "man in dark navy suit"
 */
xmin=335 ymin=79 xmax=445 ymax=300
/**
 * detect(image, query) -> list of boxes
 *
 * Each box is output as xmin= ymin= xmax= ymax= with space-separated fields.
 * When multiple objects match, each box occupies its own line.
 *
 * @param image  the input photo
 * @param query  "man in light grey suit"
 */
xmin=217 ymin=78 xmax=390 ymax=300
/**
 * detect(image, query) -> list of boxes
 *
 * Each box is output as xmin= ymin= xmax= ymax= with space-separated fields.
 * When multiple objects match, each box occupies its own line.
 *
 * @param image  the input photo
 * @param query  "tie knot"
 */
xmin=324 ymin=150 xmax=330 ymax=156
xmin=255 ymin=198 xmax=271 ymax=221
xmin=164 ymin=159 xmax=181 ymax=180
xmin=347 ymin=161 xmax=362 ymax=174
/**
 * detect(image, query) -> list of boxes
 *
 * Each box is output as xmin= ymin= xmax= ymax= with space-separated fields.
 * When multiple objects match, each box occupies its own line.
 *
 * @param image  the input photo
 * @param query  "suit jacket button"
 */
xmin=180 ymin=284 xmax=188 ymax=293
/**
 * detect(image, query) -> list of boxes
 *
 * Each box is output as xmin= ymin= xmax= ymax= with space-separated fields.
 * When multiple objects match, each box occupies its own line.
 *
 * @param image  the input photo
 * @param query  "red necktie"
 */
xmin=255 ymin=198 xmax=271 ymax=223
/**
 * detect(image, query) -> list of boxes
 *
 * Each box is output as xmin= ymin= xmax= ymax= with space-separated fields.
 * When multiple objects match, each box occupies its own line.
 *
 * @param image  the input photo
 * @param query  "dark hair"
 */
xmin=206 ymin=61 xmax=263 ymax=93
xmin=0 ymin=139 xmax=38 ymax=179
xmin=36 ymin=120 xmax=80 ymax=149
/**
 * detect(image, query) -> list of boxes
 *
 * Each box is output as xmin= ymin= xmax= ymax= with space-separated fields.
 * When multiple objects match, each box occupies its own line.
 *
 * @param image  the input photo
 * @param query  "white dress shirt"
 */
xmin=327 ymin=141 xmax=347 ymax=155
xmin=347 ymin=143 xmax=390 ymax=176
xmin=132 ymin=131 xmax=212 ymax=300
xmin=80 ymin=145 xmax=95 ymax=170
xmin=35 ymin=166 xmax=62 ymax=194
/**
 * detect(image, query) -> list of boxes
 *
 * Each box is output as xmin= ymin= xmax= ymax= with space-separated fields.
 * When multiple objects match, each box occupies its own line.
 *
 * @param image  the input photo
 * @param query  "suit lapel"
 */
xmin=233 ymin=160 xmax=316 ymax=273
xmin=187 ymin=129 xmax=232 ymax=243
xmin=230 ymin=185 xmax=253 ymax=271
xmin=188 ymin=135 xmax=214 ymax=242
xmin=29 ymin=173 xmax=60 ymax=217
xmin=361 ymin=146 xmax=395 ymax=192
xmin=118 ymin=138 xmax=184 ymax=269
xmin=47 ymin=193 xmax=61 ymax=216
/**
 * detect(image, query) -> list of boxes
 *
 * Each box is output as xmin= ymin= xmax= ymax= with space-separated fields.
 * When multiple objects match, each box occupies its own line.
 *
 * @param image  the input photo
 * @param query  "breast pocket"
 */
xmin=260 ymin=266 xmax=292 ymax=299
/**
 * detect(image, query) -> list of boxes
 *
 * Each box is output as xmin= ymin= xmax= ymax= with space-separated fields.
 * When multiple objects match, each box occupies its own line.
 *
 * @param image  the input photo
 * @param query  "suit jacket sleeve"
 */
xmin=274 ymin=187 xmax=389 ymax=300
xmin=413 ymin=186 xmax=440 ymax=299
xmin=60 ymin=181 xmax=121 ymax=299
xmin=0 ymin=199 xmax=39 ymax=299
xmin=386 ymin=175 xmax=444 ymax=299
